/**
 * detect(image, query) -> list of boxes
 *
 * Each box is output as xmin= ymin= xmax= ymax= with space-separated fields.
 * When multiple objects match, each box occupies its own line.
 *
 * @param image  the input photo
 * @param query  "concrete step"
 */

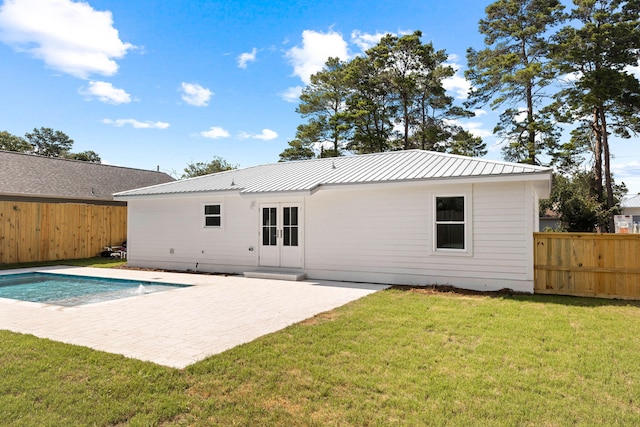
xmin=243 ymin=271 xmax=307 ymax=281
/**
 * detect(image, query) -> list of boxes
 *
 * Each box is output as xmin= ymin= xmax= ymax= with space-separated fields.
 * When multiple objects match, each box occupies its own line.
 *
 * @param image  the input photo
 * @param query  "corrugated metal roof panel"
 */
xmin=622 ymin=195 xmax=640 ymax=208
xmin=114 ymin=150 xmax=551 ymax=198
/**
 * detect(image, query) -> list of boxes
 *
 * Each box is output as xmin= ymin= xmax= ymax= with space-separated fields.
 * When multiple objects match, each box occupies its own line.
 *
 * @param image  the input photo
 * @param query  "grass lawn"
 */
xmin=0 ymin=256 xmax=127 ymax=270
xmin=1 ymin=267 xmax=640 ymax=425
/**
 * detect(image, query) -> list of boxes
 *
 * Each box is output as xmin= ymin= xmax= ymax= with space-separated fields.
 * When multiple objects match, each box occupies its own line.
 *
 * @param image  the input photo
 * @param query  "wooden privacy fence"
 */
xmin=534 ymin=232 xmax=640 ymax=300
xmin=0 ymin=201 xmax=127 ymax=263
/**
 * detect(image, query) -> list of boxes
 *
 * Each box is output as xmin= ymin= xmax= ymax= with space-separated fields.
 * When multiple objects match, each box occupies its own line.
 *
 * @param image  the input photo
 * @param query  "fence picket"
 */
xmin=0 ymin=201 xmax=126 ymax=263
xmin=534 ymin=232 xmax=640 ymax=300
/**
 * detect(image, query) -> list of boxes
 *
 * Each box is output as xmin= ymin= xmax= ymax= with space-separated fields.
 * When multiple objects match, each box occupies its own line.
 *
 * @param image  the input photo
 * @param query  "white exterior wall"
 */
xmin=303 ymin=181 xmax=534 ymax=292
xmin=125 ymin=180 xmax=538 ymax=293
xmin=126 ymin=194 xmax=260 ymax=273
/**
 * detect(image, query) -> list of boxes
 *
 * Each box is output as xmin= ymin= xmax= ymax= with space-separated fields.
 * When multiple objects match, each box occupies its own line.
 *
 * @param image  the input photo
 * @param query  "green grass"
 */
xmin=0 ymin=256 xmax=127 ymax=270
xmin=1 ymin=278 xmax=640 ymax=425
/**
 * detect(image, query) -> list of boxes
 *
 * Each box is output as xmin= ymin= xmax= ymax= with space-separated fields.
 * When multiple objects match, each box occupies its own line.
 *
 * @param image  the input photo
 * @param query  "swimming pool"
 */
xmin=0 ymin=272 xmax=189 ymax=306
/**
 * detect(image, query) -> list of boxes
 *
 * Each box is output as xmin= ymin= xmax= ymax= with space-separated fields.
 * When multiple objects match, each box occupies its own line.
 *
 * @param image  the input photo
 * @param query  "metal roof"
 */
xmin=622 ymin=195 xmax=640 ymax=208
xmin=0 ymin=150 xmax=175 ymax=201
xmin=114 ymin=150 xmax=552 ymax=198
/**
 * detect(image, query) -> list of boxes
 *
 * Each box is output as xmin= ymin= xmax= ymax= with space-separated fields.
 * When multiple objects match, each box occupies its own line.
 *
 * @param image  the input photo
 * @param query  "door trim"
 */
xmin=258 ymin=203 xmax=303 ymax=268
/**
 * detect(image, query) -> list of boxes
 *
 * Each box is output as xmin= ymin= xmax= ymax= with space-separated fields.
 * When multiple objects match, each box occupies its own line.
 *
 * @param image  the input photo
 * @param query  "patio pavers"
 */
xmin=0 ymin=266 xmax=388 ymax=368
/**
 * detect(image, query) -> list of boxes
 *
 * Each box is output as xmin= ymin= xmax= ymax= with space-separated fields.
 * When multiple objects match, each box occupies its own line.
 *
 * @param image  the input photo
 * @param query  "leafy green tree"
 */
xmin=64 ymin=150 xmax=102 ymax=163
xmin=344 ymin=55 xmax=396 ymax=154
xmin=182 ymin=156 xmax=237 ymax=179
xmin=296 ymin=57 xmax=351 ymax=157
xmin=549 ymin=0 xmax=640 ymax=228
xmin=551 ymin=125 xmax=591 ymax=175
xmin=465 ymin=0 xmax=565 ymax=165
xmin=278 ymin=138 xmax=316 ymax=161
xmin=0 ymin=130 xmax=31 ymax=152
xmin=541 ymin=170 xmax=626 ymax=232
xmin=279 ymin=122 xmax=321 ymax=161
xmin=367 ymin=31 xmax=445 ymax=149
xmin=408 ymin=56 xmax=478 ymax=153
xmin=282 ymin=32 xmax=477 ymax=159
xmin=448 ymin=129 xmax=488 ymax=157
xmin=24 ymin=127 xmax=74 ymax=157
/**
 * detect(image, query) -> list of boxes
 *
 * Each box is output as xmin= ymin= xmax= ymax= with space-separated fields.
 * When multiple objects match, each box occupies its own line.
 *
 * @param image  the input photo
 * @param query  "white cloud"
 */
xmin=0 ymin=0 xmax=134 ymax=79
xmin=443 ymin=74 xmax=471 ymax=100
xmin=627 ymin=65 xmax=640 ymax=80
xmin=286 ymin=29 xmax=349 ymax=84
xmin=238 ymin=47 xmax=257 ymax=69
xmin=612 ymin=160 xmax=640 ymax=194
xmin=200 ymin=126 xmax=230 ymax=139
xmin=454 ymin=120 xmax=493 ymax=139
xmin=253 ymin=129 xmax=278 ymax=140
xmin=559 ymin=71 xmax=582 ymax=83
xmin=239 ymin=129 xmax=278 ymax=140
xmin=102 ymin=118 xmax=169 ymax=129
xmin=513 ymin=108 xmax=529 ymax=123
xmin=280 ymin=85 xmax=303 ymax=103
xmin=351 ymin=30 xmax=389 ymax=52
xmin=80 ymin=81 xmax=131 ymax=104
xmin=443 ymin=56 xmax=471 ymax=100
xmin=613 ymin=160 xmax=640 ymax=179
xmin=181 ymin=82 xmax=213 ymax=107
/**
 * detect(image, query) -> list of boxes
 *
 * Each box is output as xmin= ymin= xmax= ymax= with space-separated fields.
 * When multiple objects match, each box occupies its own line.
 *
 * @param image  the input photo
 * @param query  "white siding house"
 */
xmin=622 ymin=195 xmax=640 ymax=217
xmin=114 ymin=150 xmax=551 ymax=293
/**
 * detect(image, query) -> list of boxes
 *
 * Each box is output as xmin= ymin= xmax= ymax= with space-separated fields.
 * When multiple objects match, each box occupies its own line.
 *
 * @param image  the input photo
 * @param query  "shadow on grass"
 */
xmin=390 ymin=284 xmax=640 ymax=309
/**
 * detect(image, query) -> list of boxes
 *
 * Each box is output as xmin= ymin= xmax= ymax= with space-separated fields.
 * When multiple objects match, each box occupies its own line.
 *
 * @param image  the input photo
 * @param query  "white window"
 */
xmin=204 ymin=204 xmax=221 ymax=227
xmin=435 ymin=196 xmax=465 ymax=250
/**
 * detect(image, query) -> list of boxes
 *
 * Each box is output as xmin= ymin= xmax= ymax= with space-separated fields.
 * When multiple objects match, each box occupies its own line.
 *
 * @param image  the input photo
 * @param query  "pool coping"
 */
xmin=0 ymin=266 xmax=388 ymax=368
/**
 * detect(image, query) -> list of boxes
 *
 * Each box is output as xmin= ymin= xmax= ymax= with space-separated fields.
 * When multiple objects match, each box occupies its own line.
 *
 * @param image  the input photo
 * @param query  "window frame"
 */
xmin=432 ymin=192 xmax=472 ymax=256
xmin=203 ymin=203 xmax=223 ymax=229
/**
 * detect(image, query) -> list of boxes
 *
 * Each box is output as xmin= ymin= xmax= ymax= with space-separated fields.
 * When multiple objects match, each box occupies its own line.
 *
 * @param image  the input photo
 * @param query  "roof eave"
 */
xmin=113 ymin=188 xmax=243 ymax=200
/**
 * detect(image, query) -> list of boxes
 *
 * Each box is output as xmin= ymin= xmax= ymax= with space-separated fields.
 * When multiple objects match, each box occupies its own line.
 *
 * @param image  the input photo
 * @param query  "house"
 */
xmin=114 ymin=150 xmax=552 ymax=293
xmin=0 ymin=150 xmax=174 ymax=205
xmin=0 ymin=150 xmax=174 ymax=263
xmin=539 ymin=208 xmax=562 ymax=231
xmin=621 ymin=195 xmax=640 ymax=218
xmin=619 ymin=195 xmax=640 ymax=233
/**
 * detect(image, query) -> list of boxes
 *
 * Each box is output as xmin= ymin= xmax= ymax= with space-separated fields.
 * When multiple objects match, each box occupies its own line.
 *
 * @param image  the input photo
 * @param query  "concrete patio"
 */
xmin=0 ymin=267 xmax=388 ymax=368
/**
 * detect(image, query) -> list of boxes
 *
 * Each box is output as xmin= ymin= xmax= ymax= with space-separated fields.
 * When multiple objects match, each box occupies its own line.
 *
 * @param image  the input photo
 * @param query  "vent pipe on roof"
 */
xmin=332 ymin=161 xmax=336 ymax=169
xmin=157 ymin=165 xmax=160 ymax=172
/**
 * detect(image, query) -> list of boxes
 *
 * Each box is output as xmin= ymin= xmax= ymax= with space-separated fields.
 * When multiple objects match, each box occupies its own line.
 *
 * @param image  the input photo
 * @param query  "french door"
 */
xmin=259 ymin=203 xmax=302 ymax=268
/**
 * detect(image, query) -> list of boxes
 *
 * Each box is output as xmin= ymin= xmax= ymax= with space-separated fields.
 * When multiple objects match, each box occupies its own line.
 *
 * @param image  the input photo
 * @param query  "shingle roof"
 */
xmin=0 ymin=150 xmax=175 ymax=201
xmin=115 ymin=150 xmax=551 ymax=198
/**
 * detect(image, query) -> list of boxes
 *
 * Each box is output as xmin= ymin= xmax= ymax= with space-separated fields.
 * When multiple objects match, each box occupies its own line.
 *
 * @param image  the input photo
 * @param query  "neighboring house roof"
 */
xmin=115 ymin=150 xmax=551 ymax=199
xmin=540 ymin=208 xmax=561 ymax=218
xmin=0 ymin=150 xmax=175 ymax=202
xmin=622 ymin=195 xmax=640 ymax=209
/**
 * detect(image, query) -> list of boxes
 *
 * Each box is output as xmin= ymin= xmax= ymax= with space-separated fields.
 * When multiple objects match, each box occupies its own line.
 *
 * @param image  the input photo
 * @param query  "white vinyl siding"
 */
xmin=127 ymin=195 xmax=257 ymax=271
xmin=125 ymin=180 xmax=537 ymax=293
xmin=303 ymin=181 xmax=533 ymax=291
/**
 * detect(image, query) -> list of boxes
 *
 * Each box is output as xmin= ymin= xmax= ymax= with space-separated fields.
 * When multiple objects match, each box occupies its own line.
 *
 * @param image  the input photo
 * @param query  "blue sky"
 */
xmin=1 ymin=0 xmax=639 ymax=193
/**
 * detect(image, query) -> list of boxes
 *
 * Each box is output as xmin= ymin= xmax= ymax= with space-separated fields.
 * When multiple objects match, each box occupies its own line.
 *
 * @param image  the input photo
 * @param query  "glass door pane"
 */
xmin=283 ymin=207 xmax=298 ymax=247
xmin=262 ymin=207 xmax=277 ymax=246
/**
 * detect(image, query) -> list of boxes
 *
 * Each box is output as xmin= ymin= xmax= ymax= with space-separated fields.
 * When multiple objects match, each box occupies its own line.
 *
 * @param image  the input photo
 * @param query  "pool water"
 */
xmin=0 ymin=273 xmax=188 ymax=306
